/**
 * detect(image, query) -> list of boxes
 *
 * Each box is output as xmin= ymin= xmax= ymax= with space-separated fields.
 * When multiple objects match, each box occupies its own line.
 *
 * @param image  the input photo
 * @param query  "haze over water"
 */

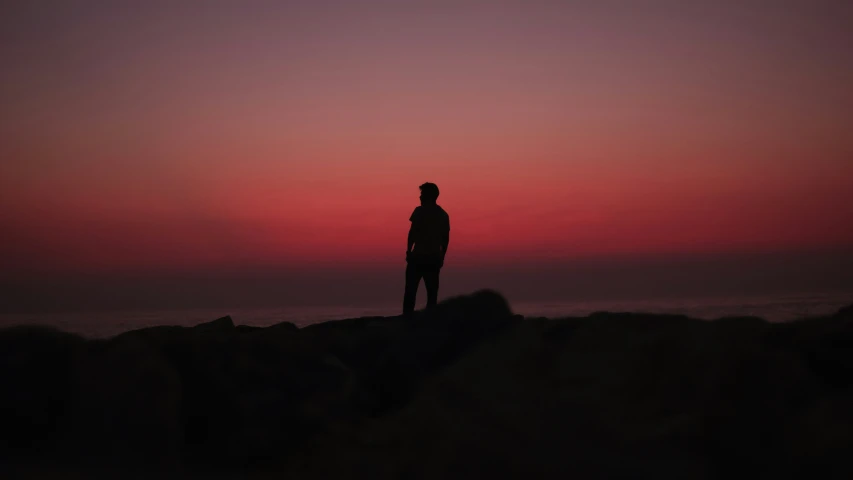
xmin=2 ymin=291 xmax=851 ymax=339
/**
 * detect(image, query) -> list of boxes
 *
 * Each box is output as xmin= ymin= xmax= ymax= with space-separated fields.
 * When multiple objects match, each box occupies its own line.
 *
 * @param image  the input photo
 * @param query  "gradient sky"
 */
xmin=2 ymin=1 xmax=852 ymax=310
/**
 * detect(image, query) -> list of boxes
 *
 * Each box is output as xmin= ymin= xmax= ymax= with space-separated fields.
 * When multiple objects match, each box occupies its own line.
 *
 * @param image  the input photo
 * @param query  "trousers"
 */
xmin=403 ymin=255 xmax=441 ymax=315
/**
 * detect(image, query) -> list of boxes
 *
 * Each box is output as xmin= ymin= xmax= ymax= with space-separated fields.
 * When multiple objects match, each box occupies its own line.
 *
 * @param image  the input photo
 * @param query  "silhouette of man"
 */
xmin=403 ymin=182 xmax=450 ymax=315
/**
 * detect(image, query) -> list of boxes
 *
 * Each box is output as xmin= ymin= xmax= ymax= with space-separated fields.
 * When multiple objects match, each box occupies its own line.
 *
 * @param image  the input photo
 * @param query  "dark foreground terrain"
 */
xmin=1 ymin=290 xmax=852 ymax=479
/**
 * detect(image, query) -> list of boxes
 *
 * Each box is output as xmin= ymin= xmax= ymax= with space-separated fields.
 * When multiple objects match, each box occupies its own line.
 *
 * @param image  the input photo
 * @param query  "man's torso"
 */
xmin=410 ymin=205 xmax=449 ymax=256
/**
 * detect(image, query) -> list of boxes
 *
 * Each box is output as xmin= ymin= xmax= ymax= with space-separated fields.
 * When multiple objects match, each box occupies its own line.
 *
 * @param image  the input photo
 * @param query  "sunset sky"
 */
xmin=2 ymin=1 xmax=852 ymax=311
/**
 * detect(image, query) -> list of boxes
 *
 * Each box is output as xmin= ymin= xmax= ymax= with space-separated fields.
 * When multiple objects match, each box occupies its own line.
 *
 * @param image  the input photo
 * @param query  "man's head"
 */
xmin=419 ymin=182 xmax=440 ymax=205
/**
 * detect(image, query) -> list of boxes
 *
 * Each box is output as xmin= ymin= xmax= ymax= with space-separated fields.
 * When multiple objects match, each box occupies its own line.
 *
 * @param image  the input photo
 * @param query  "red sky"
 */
xmin=1 ymin=1 xmax=852 ymax=308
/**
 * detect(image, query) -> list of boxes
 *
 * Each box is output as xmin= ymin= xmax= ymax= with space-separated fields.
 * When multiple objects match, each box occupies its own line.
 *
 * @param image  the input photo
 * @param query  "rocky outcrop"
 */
xmin=1 ymin=293 xmax=852 ymax=478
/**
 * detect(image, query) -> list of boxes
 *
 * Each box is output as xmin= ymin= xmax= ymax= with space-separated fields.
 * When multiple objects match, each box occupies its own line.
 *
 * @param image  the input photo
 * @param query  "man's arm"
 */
xmin=407 ymin=224 xmax=416 ymax=254
xmin=407 ymin=207 xmax=419 ymax=255
xmin=441 ymin=213 xmax=450 ymax=259
xmin=441 ymin=230 xmax=449 ymax=256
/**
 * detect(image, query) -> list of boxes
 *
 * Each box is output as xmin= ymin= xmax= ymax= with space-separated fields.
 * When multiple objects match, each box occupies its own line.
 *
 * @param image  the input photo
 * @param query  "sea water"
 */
xmin=1 ymin=291 xmax=851 ymax=339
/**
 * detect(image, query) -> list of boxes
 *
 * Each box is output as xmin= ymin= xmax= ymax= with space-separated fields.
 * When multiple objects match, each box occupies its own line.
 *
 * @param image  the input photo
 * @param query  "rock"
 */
xmin=4 ymin=292 xmax=853 ymax=478
xmin=193 ymin=315 xmax=235 ymax=333
xmin=235 ymin=325 xmax=262 ymax=334
xmin=66 ymin=335 xmax=182 ymax=469
xmin=834 ymin=303 xmax=853 ymax=319
xmin=267 ymin=321 xmax=298 ymax=332
xmin=0 ymin=326 xmax=84 ymax=465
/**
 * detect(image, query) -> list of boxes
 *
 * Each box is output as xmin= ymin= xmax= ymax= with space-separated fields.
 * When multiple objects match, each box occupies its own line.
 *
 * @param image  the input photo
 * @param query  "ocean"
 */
xmin=1 ymin=291 xmax=851 ymax=339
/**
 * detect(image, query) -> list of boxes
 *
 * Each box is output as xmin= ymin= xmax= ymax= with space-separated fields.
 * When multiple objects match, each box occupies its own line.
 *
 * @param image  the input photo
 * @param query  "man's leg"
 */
xmin=403 ymin=262 xmax=422 ymax=315
xmin=423 ymin=266 xmax=440 ymax=310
